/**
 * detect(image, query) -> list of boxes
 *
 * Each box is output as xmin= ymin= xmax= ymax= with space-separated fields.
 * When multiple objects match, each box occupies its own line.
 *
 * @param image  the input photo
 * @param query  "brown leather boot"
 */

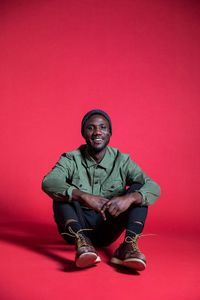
xmin=75 ymin=232 xmax=99 ymax=268
xmin=111 ymin=234 xmax=146 ymax=271
xmin=63 ymin=227 xmax=100 ymax=268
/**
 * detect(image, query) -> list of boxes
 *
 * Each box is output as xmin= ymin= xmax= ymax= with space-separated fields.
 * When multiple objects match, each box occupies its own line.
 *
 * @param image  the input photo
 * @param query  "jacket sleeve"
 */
xmin=42 ymin=154 xmax=76 ymax=201
xmin=124 ymin=156 xmax=161 ymax=205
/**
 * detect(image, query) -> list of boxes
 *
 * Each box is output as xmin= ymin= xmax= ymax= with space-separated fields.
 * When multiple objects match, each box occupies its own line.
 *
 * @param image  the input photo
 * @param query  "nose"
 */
xmin=93 ymin=126 xmax=102 ymax=135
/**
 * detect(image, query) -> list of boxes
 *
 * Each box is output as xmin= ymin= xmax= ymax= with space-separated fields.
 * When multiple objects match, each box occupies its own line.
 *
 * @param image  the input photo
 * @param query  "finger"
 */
xmin=100 ymin=209 xmax=107 ymax=221
xmin=101 ymin=203 xmax=107 ymax=213
xmin=101 ymin=201 xmax=111 ymax=212
xmin=115 ymin=211 xmax=121 ymax=217
xmin=107 ymin=202 xmax=116 ymax=213
xmin=108 ymin=205 xmax=118 ymax=216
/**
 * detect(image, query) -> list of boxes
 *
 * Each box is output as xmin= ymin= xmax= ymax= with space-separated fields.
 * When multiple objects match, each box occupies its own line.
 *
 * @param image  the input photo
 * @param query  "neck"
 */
xmin=86 ymin=147 xmax=107 ymax=163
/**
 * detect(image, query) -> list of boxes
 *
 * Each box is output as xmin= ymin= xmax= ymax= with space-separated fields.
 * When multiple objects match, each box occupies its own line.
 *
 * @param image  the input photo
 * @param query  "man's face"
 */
xmin=83 ymin=114 xmax=111 ymax=153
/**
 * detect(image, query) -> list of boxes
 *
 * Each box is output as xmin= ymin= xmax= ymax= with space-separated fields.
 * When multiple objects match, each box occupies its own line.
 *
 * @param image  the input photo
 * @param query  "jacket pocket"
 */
xmin=71 ymin=178 xmax=89 ymax=192
xmin=101 ymin=180 xmax=124 ymax=197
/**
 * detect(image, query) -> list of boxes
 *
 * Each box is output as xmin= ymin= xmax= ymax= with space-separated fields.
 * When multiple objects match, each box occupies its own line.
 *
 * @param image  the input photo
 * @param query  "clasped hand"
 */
xmin=101 ymin=195 xmax=133 ymax=220
xmin=84 ymin=194 xmax=133 ymax=220
xmin=82 ymin=192 xmax=142 ymax=221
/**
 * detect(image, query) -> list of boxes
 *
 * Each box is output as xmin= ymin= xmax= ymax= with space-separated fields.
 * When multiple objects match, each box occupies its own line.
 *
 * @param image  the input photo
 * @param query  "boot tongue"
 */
xmin=124 ymin=235 xmax=139 ymax=252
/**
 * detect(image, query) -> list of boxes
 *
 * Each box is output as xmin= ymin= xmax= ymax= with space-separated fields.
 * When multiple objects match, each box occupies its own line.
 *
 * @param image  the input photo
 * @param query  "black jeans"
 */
xmin=53 ymin=184 xmax=148 ymax=247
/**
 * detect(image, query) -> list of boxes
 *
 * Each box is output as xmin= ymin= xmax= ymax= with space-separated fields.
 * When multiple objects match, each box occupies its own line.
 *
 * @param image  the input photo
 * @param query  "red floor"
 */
xmin=0 ymin=219 xmax=199 ymax=300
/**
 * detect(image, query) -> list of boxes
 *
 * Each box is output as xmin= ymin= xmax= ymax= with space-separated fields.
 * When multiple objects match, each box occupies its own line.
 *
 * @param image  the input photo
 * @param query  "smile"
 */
xmin=92 ymin=138 xmax=103 ymax=144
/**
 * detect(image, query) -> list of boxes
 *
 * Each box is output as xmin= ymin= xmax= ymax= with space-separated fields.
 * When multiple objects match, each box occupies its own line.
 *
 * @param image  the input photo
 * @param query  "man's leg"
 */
xmin=88 ymin=184 xmax=147 ymax=245
xmin=83 ymin=210 xmax=125 ymax=247
xmin=110 ymin=205 xmax=148 ymax=271
xmin=110 ymin=184 xmax=148 ymax=271
xmin=84 ymin=184 xmax=148 ymax=271
xmin=53 ymin=201 xmax=83 ymax=243
xmin=84 ymin=202 xmax=148 ymax=271
xmin=53 ymin=201 xmax=100 ymax=268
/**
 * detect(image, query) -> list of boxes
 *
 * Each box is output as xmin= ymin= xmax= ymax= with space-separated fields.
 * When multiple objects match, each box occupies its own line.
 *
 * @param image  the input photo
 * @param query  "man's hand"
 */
xmin=83 ymin=194 xmax=110 ymax=220
xmin=102 ymin=192 xmax=143 ymax=217
xmin=72 ymin=189 xmax=109 ymax=220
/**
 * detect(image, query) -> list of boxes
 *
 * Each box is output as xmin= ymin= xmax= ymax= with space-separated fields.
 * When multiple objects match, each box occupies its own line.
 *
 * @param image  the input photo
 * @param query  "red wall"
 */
xmin=1 ymin=0 xmax=200 ymax=233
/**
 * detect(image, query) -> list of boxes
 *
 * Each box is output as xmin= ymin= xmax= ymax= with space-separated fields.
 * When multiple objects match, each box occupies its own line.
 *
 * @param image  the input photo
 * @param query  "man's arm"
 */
xmin=42 ymin=154 xmax=109 ymax=219
xmin=125 ymin=157 xmax=161 ymax=206
xmin=102 ymin=156 xmax=161 ymax=217
xmin=42 ymin=154 xmax=76 ymax=201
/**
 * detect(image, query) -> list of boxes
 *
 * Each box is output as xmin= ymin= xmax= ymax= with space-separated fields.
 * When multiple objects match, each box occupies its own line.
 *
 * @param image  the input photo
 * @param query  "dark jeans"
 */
xmin=53 ymin=184 xmax=148 ymax=247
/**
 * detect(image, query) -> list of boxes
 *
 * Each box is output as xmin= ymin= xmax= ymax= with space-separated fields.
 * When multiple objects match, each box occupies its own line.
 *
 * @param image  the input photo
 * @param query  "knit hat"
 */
xmin=81 ymin=109 xmax=112 ymax=136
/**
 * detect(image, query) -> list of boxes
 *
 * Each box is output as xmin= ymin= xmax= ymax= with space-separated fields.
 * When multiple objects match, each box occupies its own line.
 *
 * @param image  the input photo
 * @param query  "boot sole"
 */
xmin=123 ymin=258 xmax=146 ymax=271
xmin=76 ymin=252 xmax=98 ymax=268
xmin=111 ymin=257 xmax=146 ymax=271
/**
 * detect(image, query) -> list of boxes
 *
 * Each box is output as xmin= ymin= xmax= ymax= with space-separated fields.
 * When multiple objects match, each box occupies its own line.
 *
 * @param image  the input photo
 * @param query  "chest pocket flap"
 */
xmin=102 ymin=180 xmax=124 ymax=193
xmin=71 ymin=177 xmax=89 ymax=192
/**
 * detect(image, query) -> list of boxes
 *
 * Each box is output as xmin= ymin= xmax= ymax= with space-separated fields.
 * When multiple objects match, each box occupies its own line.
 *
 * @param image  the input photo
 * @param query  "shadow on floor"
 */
xmin=0 ymin=218 xmax=118 ymax=273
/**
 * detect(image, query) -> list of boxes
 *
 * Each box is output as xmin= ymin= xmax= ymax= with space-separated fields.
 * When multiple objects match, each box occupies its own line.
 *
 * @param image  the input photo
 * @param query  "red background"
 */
xmin=1 ymin=1 xmax=200 ymax=299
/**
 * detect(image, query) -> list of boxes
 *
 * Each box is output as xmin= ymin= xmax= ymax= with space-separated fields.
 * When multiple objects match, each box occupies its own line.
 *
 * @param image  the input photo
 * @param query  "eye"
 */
xmin=86 ymin=125 xmax=94 ymax=130
xmin=100 ymin=125 xmax=108 ymax=130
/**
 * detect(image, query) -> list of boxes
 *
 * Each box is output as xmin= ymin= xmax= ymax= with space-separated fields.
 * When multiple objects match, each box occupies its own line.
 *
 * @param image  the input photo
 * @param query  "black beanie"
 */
xmin=81 ymin=109 xmax=112 ymax=136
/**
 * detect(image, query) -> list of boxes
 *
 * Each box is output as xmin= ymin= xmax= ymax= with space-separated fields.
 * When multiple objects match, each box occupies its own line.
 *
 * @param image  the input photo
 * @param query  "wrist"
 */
xmin=126 ymin=192 xmax=143 ymax=205
xmin=71 ymin=189 xmax=88 ymax=203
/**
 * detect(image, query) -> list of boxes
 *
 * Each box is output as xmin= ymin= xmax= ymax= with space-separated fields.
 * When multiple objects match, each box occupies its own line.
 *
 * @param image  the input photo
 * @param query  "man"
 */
xmin=42 ymin=109 xmax=160 ymax=271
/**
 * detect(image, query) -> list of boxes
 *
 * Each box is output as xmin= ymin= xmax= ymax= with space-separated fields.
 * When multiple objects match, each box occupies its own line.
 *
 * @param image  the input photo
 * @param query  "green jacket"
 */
xmin=42 ymin=145 xmax=160 ymax=206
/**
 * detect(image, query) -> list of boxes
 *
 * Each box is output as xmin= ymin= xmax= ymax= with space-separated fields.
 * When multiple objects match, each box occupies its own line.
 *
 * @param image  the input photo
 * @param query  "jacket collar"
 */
xmin=82 ymin=146 xmax=111 ymax=170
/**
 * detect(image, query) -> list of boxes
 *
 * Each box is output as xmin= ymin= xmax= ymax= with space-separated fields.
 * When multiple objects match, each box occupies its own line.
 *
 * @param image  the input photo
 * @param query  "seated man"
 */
xmin=42 ymin=109 xmax=160 ymax=271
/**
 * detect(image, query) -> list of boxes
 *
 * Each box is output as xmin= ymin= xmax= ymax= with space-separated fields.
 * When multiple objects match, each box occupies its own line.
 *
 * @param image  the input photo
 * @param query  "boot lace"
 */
xmin=125 ymin=230 xmax=157 ymax=252
xmin=61 ymin=227 xmax=93 ymax=247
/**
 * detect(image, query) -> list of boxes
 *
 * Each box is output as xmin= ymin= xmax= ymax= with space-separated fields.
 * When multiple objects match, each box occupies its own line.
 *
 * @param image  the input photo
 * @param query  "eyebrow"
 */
xmin=86 ymin=122 xmax=107 ymax=126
